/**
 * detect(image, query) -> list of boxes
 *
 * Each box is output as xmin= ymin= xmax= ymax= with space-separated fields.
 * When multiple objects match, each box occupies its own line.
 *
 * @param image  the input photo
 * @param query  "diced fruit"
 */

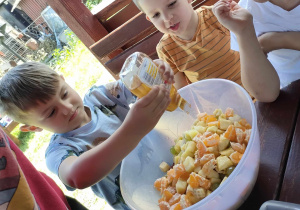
xmin=220 ymin=147 xmax=235 ymax=156
xmin=193 ymin=125 xmax=207 ymax=134
xmin=183 ymin=156 xmax=195 ymax=173
xmin=216 ymin=156 xmax=234 ymax=171
xmin=206 ymin=125 xmax=218 ymax=133
xmin=160 ymin=161 xmax=171 ymax=172
xmin=159 ymin=201 xmax=170 ymax=210
xmin=219 ymin=118 xmax=233 ymax=130
xmin=203 ymin=133 xmax=220 ymax=147
xmin=218 ymin=136 xmax=230 ymax=151
xmin=176 ymin=179 xmax=187 ymax=194
xmin=224 ymin=125 xmax=236 ymax=141
xmin=155 ymin=108 xmax=252 ymax=208
xmin=170 ymin=203 xmax=182 ymax=210
xmin=220 ymin=176 xmax=228 ymax=185
xmin=154 ymin=177 xmax=169 ymax=193
xmin=169 ymin=193 xmax=181 ymax=206
xmin=185 ymin=141 xmax=197 ymax=154
xmin=213 ymin=109 xmax=223 ymax=118
xmin=225 ymin=107 xmax=234 ymax=118
xmin=230 ymin=142 xmax=246 ymax=154
xmin=230 ymin=151 xmax=243 ymax=165
xmin=199 ymin=154 xmax=215 ymax=166
xmin=229 ymin=114 xmax=241 ymax=123
xmin=184 ymin=129 xmax=199 ymax=141
xmin=226 ymin=166 xmax=236 ymax=176
xmin=196 ymin=140 xmax=207 ymax=158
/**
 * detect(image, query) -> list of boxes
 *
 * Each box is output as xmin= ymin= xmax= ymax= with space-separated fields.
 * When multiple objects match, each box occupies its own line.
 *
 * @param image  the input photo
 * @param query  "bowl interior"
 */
xmin=120 ymin=79 xmax=258 ymax=210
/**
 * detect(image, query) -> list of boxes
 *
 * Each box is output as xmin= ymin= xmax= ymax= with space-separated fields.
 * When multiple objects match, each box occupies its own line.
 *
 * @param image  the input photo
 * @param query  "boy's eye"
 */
xmin=152 ymin=12 xmax=160 ymax=18
xmin=47 ymin=109 xmax=55 ymax=118
xmin=168 ymin=0 xmax=177 ymax=7
xmin=62 ymin=90 xmax=68 ymax=99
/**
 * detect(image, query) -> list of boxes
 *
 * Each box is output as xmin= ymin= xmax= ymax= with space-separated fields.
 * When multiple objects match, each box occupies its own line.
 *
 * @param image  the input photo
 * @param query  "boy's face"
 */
xmin=141 ymin=0 xmax=196 ymax=40
xmin=25 ymin=76 xmax=90 ymax=134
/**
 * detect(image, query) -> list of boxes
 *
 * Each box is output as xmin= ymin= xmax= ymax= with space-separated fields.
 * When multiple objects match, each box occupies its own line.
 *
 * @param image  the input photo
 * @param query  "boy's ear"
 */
xmin=60 ymin=74 xmax=65 ymax=81
xmin=187 ymin=0 xmax=193 ymax=3
xmin=146 ymin=16 xmax=151 ymax=21
xmin=20 ymin=125 xmax=43 ymax=132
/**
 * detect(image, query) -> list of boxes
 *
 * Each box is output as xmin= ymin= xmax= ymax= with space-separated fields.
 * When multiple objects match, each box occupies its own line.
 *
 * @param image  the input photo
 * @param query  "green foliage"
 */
xmin=11 ymin=127 xmax=35 ymax=152
xmin=49 ymin=30 xmax=80 ymax=68
xmin=85 ymin=0 xmax=103 ymax=10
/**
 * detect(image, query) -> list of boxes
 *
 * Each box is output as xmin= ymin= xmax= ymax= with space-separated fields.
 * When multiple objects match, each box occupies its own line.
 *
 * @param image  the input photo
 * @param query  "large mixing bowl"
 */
xmin=120 ymin=79 xmax=260 ymax=210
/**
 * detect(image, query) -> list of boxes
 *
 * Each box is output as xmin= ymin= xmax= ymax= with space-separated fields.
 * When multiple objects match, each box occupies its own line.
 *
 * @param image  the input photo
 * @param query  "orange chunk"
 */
xmin=173 ymin=164 xmax=189 ymax=180
xmin=163 ymin=187 xmax=175 ymax=202
xmin=203 ymin=133 xmax=220 ymax=147
xmin=202 ymin=159 xmax=216 ymax=179
xmin=239 ymin=118 xmax=251 ymax=129
xmin=230 ymin=151 xmax=243 ymax=165
xmin=196 ymin=140 xmax=207 ymax=158
xmin=169 ymin=193 xmax=181 ymax=206
xmin=206 ymin=115 xmax=217 ymax=123
xmin=188 ymin=172 xmax=211 ymax=190
xmin=159 ymin=201 xmax=170 ymax=210
xmin=197 ymin=112 xmax=207 ymax=120
xmin=170 ymin=203 xmax=182 ymax=210
xmin=231 ymin=142 xmax=246 ymax=154
xmin=244 ymin=129 xmax=252 ymax=144
xmin=235 ymin=128 xmax=246 ymax=144
xmin=225 ymin=107 xmax=234 ymax=118
xmin=154 ymin=177 xmax=169 ymax=193
xmin=224 ymin=125 xmax=236 ymax=141
xmin=207 ymin=121 xmax=220 ymax=127
xmin=199 ymin=153 xmax=215 ymax=166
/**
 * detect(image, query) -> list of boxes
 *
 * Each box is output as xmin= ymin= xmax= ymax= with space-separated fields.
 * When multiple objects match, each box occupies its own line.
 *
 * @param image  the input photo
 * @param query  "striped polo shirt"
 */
xmin=157 ymin=6 xmax=241 ymax=86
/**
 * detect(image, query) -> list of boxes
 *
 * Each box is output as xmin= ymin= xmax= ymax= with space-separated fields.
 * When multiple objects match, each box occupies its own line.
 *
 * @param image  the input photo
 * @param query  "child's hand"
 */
xmin=124 ymin=85 xmax=170 ymax=137
xmin=153 ymin=59 xmax=175 ymax=84
xmin=213 ymin=0 xmax=253 ymax=36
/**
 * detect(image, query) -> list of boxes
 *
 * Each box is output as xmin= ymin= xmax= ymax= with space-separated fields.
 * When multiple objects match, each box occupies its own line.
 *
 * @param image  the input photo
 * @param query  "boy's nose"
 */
xmin=163 ymin=13 xmax=173 ymax=22
xmin=61 ymin=103 xmax=73 ymax=116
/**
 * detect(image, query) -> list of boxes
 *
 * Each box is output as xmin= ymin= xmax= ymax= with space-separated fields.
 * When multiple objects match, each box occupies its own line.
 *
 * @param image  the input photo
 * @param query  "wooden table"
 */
xmin=238 ymin=79 xmax=300 ymax=209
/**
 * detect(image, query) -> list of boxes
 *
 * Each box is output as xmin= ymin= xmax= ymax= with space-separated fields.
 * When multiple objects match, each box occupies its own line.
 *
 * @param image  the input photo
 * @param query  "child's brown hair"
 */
xmin=0 ymin=62 xmax=59 ymax=123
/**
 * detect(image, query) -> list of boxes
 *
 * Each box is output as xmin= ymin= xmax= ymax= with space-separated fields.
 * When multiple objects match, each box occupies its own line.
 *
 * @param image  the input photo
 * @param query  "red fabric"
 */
xmin=5 ymin=130 xmax=71 ymax=210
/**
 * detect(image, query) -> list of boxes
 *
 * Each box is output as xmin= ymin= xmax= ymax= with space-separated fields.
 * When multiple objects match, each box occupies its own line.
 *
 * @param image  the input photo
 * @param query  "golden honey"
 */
xmin=120 ymin=52 xmax=190 ymax=112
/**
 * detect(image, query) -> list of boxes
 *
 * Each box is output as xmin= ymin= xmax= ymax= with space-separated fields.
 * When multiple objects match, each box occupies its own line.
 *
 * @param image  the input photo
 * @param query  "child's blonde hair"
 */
xmin=0 ymin=62 xmax=59 ymax=123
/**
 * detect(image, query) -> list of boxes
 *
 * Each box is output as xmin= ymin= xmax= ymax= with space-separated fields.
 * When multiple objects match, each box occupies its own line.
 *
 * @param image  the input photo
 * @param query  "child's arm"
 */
xmin=258 ymin=32 xmax=300 ymax=54
xmin=213 ymin=0 xmax=280 ymax=102
xmin=58 ymin=85 xmax=170 ymax=189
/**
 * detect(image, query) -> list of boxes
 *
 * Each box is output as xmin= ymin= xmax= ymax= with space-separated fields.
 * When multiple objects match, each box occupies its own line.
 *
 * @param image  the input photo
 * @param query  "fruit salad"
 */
xmin=154 ymin=108 xmax=252 ymax=210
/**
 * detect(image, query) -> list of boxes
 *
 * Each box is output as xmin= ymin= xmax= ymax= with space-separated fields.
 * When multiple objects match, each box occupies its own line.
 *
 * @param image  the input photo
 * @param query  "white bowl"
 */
xmin=120 ymin=79 xmax=260 ymax=210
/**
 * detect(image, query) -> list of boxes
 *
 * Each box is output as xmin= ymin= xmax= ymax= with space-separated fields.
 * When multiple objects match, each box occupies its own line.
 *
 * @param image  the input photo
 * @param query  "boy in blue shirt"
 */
xmin=0 ymin=61 xmax=173 ymax=209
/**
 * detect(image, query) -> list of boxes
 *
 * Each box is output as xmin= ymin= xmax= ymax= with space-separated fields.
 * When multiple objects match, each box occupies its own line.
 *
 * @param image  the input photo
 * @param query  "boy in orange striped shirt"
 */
xmin=133 ymin=0 xmax=241 ymax=90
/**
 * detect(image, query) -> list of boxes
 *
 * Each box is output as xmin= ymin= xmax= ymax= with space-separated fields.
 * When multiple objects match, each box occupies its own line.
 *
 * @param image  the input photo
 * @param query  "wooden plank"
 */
xmin=102 ymin=3 xmax=140 ymax=32
xmin=45 ymin=0 xmax=109 ymax=47
xmin=238 ymin=79 xmax=300 ymax=209
xmin=90 ymin=12 xmax=153 ymax=58
xmin=105 ymin=31 xmax=163 ymax=75
xmin=92 ymin=0 xmax=132 ymax=22
xmin=279 ymin=83 xmax=300 ymax=204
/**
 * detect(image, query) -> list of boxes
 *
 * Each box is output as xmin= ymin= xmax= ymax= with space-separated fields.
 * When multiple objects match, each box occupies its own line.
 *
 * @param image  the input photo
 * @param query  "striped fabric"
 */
xmin=157 ymin=6 xmax=241 ymax=86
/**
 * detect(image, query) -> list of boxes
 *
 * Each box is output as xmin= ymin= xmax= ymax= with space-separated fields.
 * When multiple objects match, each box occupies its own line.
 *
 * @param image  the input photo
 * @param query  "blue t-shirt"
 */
xmin=45 ymin=80 xmax=135 ymax=209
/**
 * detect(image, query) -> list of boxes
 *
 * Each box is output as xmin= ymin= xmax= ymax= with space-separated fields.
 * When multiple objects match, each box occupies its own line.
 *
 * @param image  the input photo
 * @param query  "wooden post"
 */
xmin=44 ymin=0 xmax=109 ymax=48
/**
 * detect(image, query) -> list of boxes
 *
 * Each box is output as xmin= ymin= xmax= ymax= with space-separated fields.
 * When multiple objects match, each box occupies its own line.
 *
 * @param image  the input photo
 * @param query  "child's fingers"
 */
xmin=135 ymin=85 xmax=160 ymax=107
